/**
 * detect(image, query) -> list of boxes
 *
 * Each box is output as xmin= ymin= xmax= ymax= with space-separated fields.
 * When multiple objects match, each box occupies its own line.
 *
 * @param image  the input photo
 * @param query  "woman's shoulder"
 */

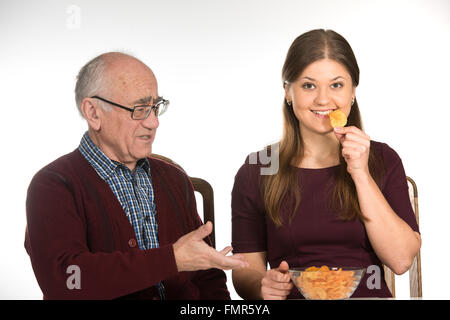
xmin=370 ymin=140 xmax=402 ymax=165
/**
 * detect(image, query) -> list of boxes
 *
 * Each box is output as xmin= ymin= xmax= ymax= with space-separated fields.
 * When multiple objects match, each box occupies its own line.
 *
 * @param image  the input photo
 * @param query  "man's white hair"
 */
xmin=75 ymin=52 xmax=136 ymax=117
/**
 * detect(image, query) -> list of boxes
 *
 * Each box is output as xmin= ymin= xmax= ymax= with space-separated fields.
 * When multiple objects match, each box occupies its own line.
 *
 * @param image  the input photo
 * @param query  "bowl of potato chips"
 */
xmin=289 ymin=266 xmax=365 ymax=300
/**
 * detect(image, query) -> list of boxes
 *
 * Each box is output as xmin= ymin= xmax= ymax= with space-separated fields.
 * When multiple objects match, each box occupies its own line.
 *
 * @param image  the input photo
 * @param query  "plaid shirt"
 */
xmin=78 ymin=132 xmax=165 ymax=298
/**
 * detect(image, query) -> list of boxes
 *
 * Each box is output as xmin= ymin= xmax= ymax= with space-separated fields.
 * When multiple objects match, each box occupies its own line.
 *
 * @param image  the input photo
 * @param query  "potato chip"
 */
xmin=305 ymin=266 xmax=320 ymax=272
xmin=329 ymin=110 xmax=347 ymax=128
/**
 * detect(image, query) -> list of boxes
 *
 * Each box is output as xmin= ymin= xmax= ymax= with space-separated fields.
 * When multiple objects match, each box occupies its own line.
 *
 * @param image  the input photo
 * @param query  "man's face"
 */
xmin=95 ymin=58 xmax=159 ymax=168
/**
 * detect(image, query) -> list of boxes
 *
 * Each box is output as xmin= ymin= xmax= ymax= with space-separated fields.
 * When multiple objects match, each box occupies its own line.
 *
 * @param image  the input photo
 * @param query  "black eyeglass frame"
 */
xmin=90 ymin=95 xmax=168 ymax=119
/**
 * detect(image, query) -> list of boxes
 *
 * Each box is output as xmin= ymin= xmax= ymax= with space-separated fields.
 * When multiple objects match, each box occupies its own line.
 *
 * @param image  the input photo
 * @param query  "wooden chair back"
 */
xmin=383 ymin=176 xmax=422 ymax=298
xmin=150 ymin=154 xmax=216 ymax=248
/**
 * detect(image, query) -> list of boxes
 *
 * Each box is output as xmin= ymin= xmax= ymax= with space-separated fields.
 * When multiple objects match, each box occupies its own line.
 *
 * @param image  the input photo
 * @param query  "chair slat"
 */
xmin=383 ymin=176 xmax=422 ymax=298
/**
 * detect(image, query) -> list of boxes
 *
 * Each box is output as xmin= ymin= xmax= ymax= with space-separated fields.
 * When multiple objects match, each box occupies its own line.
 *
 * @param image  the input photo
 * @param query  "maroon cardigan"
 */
xmin=25 ymin=149 xmax=230 ymax=300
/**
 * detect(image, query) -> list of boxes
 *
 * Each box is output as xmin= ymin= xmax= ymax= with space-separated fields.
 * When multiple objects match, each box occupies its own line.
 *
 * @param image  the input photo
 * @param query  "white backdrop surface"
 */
xmin=0 ymin=0 xmax=449 ymax=299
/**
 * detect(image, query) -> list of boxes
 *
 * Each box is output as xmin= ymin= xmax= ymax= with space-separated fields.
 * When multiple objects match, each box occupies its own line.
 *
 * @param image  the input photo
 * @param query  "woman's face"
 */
xmin=285 ymin=58 xmax=356 ymax=136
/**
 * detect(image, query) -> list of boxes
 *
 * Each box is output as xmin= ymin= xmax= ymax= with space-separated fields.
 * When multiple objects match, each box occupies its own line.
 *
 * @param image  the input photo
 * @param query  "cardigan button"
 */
xmin=128 ymin=238 xmax=137 ymax=248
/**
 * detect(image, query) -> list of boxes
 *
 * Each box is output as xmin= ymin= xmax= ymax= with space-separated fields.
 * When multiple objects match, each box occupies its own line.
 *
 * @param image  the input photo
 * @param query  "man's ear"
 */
xmin=81 ymin=98 xmax=101 ymax=131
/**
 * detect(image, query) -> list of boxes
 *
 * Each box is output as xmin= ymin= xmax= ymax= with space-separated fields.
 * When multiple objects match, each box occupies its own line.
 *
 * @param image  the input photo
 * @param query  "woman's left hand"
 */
xmin=333 ymin=126 xmax=371 ymax=179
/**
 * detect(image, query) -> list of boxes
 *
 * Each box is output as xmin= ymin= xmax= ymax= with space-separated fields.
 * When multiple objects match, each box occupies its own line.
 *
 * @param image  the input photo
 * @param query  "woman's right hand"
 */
xmin=260 ymin=261 xmax=294 ymax=300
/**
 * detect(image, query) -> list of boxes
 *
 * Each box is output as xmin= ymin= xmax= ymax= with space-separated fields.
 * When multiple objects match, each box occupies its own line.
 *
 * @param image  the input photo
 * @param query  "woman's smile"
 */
xmin=310 ymin=109 xmax=337 ymax=118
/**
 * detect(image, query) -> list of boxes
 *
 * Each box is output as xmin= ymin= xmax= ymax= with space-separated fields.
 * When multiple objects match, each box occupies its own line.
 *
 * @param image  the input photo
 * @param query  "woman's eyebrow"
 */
xmin=300 ymin=76 xmax=345 ymax=81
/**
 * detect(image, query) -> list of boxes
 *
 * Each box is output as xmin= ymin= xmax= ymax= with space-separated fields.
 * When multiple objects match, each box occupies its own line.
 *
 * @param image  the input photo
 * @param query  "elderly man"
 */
xmin=25 ymin=52 xmax=247 ymax=299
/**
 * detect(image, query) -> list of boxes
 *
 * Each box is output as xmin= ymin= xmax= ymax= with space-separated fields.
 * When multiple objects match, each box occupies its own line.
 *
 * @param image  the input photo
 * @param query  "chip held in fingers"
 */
xmin=329 ymin=109 xmax=347 ymax=128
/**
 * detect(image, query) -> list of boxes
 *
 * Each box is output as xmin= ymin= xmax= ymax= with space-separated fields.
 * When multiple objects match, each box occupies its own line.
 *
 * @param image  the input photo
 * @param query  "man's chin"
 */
xmin=127 ymin=146 xmax=151 ymax=160
xmin=135 ymin=152 xmax=151 ymax=160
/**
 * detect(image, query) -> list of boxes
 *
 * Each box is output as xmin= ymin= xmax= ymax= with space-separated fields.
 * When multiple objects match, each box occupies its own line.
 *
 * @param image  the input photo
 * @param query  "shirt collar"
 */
xmin=136 ymin=157 xmax=151 ymax=175
xmin=78 ymin=132 xmax=151 ymax=180
xmin=79 ymin=132 xmax=119 ymax=181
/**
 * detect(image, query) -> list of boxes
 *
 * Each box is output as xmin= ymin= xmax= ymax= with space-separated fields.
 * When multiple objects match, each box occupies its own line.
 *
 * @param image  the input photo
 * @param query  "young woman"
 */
xmin=231 ymin=29 xmax=421 ymax=299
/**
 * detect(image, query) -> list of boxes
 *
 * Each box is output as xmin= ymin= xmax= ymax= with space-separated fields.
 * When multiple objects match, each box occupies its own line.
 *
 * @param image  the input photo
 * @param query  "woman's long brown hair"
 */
xmin=262 ymin=29 xmax=384 ymax=227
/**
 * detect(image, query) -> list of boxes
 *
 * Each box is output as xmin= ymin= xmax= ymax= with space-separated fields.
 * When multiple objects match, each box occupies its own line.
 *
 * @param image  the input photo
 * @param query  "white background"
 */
xmin=1 ymin=0 xmax=449 ymax=300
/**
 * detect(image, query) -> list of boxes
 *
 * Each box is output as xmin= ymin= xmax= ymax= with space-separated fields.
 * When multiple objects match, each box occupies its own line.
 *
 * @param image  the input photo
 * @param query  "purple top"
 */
xmin=231 ymin=141 xmax=419 ymax=298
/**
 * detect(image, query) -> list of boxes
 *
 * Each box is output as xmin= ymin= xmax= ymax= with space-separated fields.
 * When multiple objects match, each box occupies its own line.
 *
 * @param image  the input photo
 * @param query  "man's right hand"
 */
xmin=173 ymin=221 xmax=249 ymax=272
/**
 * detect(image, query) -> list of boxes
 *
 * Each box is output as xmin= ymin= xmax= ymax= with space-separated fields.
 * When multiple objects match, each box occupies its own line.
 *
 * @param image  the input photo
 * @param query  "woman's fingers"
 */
xmin=270 ymin=281 xmax=293 ymax=291
xmin=262 ymin=291 xmax=291 ymax=300
xmin=277 ymin=260 xmax=290 ymax=272
xmin=261 ymin=282 xmax=293 ymax=300
xmin=342 ymin=148 xmax=362 ymax=160
xmin=335 ymin=126 xmax=370 ymax=140
xmin=343 ymin=133 xmax=370 ymax=148
xmin=341 ymin=140 xmax=369 ymax=153
xmin=336 ymin=126 xmax=370 ymax=162
xmin=260 ymin=267 xmax=294 ymax=300
xmin=262 ymin=273 xmax=293 ymax=289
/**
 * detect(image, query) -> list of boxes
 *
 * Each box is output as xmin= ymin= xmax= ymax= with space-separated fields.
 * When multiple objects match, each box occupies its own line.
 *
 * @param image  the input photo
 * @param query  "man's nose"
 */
xmin=142 ymin=109 xmax=159 ymax=129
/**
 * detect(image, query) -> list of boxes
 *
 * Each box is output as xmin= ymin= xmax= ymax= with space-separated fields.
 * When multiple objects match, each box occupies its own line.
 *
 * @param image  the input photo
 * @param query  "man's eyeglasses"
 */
xmin=91 ymin=96 xmax=169 ymax=120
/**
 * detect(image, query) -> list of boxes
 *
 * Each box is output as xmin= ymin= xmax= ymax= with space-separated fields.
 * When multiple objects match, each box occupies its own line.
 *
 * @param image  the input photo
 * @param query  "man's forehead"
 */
xmin=102 ymin=55 xmax=158 ymax=103
xmin=107 ymin=56 xmax=157 ymax=88
xmin=115 ymin=70 xmax=156 ymax=86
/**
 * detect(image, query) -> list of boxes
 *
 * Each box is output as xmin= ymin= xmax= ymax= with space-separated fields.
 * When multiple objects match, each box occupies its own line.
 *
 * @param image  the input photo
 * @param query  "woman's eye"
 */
xmin=331 ymin=82 xmax=343 ymax=89
xmin=302 ymin=83 xmax=315 ymax=89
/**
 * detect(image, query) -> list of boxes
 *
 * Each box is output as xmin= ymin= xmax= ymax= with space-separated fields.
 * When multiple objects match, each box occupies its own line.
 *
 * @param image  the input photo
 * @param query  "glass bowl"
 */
xmin=289 ymin=266 xmax=366 ymax=300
